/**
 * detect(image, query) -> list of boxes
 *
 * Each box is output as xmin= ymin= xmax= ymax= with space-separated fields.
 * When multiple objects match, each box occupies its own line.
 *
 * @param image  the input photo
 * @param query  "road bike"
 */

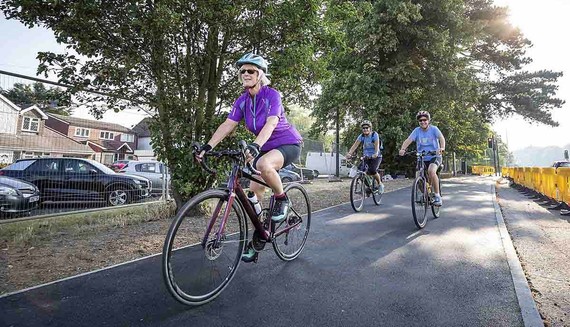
xmin=162 ymin=141 xmax=311 ymax=306
xmin=406 ymin=150 xmax=442 ymax=229
xmin=348 ymin=155 xmax=383 ymax=212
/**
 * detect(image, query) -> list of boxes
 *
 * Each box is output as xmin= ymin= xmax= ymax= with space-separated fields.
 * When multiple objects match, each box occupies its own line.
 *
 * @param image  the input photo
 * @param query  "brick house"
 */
xmin=46 ymin=113 xmax=138 ymax=165
xmin=0 ymin=94 xmax=94 ymax=164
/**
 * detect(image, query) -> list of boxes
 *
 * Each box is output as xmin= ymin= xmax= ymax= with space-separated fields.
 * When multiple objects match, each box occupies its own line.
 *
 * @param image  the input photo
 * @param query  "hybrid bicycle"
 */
xmin=162 ymin=141 xmax=311 ymax=306
xmin=407 ymin=150 xmax=442 ymax=229
xmin=348 ymin=155 xmax=383 ymax=212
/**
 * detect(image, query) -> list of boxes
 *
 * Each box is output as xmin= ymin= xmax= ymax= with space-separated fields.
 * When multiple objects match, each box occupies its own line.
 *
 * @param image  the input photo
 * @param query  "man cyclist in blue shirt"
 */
xmin=346 ymin=120 xmax=385 ymax=193
xmin=398 ymin=111 xmax=446 ymax=206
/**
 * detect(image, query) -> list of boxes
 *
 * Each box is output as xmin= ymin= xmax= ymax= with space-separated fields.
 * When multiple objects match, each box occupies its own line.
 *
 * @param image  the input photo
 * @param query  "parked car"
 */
xmin=0 ymin=158 xmax=151 ymax=206
xmin=117 ymin=160 xmax=170 ymax=196
xmin=283 ymin=163 xmax=318 ymax=180
xmin=239 ymin=167 xmax=301 ymax=188
xmin=0 ymin=176 xmax=40 ymax=217
xmin=110 ymin=160 xmax=130 ymax=172
xmin=552 ymin=161 xmax=570 ymax=168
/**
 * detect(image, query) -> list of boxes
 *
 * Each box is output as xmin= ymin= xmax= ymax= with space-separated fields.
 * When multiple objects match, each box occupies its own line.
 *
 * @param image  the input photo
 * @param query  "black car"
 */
xmin=0 ymin=176 xmax=41 ymax=217
xmin=283 ymin=163 xmax=318 ymax=180
xmin=0 ymin=158 xmax=151 ymax=206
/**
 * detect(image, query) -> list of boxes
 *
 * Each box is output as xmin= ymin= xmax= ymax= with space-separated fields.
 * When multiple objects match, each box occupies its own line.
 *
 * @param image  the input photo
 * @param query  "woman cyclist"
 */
xmin=398 ymin=111 xmax=446 ymax=206
xmin=346 ymin=120 xmax=385 ymax=193
xmin=196 ymin=53 xmax=303 ymax=262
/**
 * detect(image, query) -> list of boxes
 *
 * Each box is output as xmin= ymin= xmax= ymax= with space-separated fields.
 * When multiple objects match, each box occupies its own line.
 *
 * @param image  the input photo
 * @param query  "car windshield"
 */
xmin=558 ymin=162 xmax=570 ymax=167
xmin=3 ymin=160 xmax=35 ymax=171
xmin=88 ymin=160 xmax=116 ymax=174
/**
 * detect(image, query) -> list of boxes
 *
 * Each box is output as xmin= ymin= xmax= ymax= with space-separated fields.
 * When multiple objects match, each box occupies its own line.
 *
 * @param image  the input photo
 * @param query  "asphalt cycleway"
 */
xmin=0 ymin=177 xmax=528 ymax=326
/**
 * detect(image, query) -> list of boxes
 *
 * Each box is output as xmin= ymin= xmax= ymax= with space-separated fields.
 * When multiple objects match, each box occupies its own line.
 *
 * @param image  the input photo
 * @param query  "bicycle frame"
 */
xmin=202 ymin=156 xmax=301 ymax=249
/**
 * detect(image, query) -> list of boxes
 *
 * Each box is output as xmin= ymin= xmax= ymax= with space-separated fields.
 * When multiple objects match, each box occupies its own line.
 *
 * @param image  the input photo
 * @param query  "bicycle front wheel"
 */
xmin=273 ymin=183 xmax=311 ymax=261
xmin=350 ymin=175 xmax=365 ymax=212
xmin=372 ymin=178 xmax=382 ymax=205
xmin=162 ymin=189 xmax=246 ymax=306
xmin=411 ymin=177 xmax=428 ymax=229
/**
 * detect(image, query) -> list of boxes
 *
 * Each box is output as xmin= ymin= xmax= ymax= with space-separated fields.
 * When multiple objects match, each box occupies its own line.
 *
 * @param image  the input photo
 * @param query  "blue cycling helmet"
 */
xmin=236 ymin=53 xmax=270 ymax=75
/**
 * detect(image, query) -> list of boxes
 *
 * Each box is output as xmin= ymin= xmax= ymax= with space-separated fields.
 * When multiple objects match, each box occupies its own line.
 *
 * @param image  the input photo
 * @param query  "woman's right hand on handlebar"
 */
xmin=398 ymin=149 xmax=406 ymax=156
xmin=195 ymin=144 xmax=212 ymax=163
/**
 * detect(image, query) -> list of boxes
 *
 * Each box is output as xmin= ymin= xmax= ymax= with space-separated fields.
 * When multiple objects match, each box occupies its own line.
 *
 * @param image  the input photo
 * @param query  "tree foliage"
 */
xmin=311 ymin=0 xmax=563 ymax=174
xmin=1 ymin=0 xmax=330 ymax=208
xmin=0 ymin=82 xmax=72 ymax=115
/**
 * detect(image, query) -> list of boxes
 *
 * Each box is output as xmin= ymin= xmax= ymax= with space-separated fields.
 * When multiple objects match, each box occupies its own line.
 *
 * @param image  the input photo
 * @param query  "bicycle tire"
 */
xmin=372 ymin=178 xmax=382 ymax=206
xmin=431 ymin=179 xmax=441 ymax=218
xmin=162 ymin=189 xmax=246 ymax=306
xmin=350 ymin=174 xmax=365 ymax=212
xmin=411 ymin=176 xmax=428 ymax=229
xmin=273 ymin=183 xmax=311 ymax=261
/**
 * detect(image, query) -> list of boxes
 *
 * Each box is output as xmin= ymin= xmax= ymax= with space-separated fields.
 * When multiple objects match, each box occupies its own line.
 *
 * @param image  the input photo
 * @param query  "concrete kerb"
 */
xmin=492 ymin=183 xmax=544 ymax=327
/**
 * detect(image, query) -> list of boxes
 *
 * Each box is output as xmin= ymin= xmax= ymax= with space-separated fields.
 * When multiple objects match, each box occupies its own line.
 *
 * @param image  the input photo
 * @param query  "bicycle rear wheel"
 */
xmin=372 ymin=178 xmax=382 ymax=205
xmin=273 ymin=183 xmax=311 ymax=261
xmin=431 ymin=179 xmax=441 ymax=218
xmin=162 ymin=189 xmax=246 ymax=306
xmin=411 ymin=177 xmax=428 ymax=229
xmin=350 ymin=175 xmax=365 ymax=212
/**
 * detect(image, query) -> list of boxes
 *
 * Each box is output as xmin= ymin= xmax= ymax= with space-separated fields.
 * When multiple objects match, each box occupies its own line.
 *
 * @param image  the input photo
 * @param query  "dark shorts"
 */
xmin=364 ymin=157 xmax=382 ymax=175
xmin=423 ymin=157 xmax=442 ymax=172
xmin=253 ymin=144 xmax=301 ymax=170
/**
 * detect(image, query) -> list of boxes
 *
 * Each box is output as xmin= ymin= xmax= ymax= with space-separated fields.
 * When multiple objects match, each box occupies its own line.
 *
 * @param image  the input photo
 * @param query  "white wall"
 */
xmin=138 ymin=137 xmax=152 ymax=150
xmin=0 ymin=101 xmax=18 ymax=134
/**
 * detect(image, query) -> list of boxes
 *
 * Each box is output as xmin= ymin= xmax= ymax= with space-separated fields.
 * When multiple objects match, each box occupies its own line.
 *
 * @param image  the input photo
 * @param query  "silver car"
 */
xmin=118 ymin=161 xmax=170 ymax=196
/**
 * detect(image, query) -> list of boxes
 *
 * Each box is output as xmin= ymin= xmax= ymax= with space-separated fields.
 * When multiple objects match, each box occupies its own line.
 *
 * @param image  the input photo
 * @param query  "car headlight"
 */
xmin=0 ymin=186 xmax=18 ymax=195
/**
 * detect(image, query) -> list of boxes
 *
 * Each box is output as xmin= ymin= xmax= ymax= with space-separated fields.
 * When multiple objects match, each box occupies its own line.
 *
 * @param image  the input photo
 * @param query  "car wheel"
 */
xmin=314 ymin=170 xmax=319 ymax=177
xmin=107 ymin=187 xmax=131 ymax=206
xmin=282 ymin=177 xmax=293 ymax=183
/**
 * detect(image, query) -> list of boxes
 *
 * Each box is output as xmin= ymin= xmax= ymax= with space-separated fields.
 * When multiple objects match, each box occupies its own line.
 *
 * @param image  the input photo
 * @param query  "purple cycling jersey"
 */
xmin=227 ymin=86 xmax=302 ymax=152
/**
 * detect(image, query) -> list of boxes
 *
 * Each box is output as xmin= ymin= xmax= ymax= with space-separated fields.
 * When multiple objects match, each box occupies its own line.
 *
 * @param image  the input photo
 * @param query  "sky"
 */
xmin=0 ymin=1 xmax=569 ymax=146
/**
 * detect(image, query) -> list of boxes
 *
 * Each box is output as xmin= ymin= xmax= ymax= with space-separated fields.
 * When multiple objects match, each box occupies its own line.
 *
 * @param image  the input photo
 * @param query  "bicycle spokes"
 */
xmin=272 ymin=183 xmax=311 ymax=261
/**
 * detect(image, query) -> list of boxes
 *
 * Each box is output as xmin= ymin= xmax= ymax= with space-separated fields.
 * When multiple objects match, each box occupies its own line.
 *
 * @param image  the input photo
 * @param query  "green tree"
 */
xmin=1 ymin=0 xmax=331 ymax=208
xmin=0 ymin=82 xmax=72 ymax=115
xmin=311 ymin=0 xmax=563 ymax=175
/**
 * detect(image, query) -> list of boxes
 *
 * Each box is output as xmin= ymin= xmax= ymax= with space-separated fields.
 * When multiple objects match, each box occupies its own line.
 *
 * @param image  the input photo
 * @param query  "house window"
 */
xmin=100 ymin=131 xmax=115 ymax=140
xmin=22 ymin=117 xmax=40 ymax=132
xmin=120 ymin=134 xmax=135 ymax=142
xmin=75 ymin=127 xmax=90 ymax=137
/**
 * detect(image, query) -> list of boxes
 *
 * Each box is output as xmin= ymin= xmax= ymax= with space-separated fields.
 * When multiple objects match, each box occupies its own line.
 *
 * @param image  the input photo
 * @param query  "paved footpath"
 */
xmin=496 ymin=180 xmax=570 ymax=326
xmin=0 ymin=177 xmax=538 ymax=326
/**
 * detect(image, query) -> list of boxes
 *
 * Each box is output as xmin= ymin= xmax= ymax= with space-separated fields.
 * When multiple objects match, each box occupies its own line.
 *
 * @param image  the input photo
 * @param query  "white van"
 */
xmin=305 ymin=151 xmax=350 ymax=177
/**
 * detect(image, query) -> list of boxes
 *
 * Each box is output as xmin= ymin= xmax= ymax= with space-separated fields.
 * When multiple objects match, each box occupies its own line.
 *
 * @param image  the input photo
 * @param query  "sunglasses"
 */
xmin=240 ymin=69 xmax=257 ymax=75
xmin=362 ymin=126 xmax=370 ymax=129
xmin=418 ymin=119 xmax=428 ymax=122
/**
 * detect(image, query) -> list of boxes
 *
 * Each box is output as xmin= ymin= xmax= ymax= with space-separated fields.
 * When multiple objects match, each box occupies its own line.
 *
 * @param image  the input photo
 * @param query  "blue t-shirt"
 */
xmin=357 ymin=131 xmax=381 ymax=157
xmin=409 ymin=126 xmax=443 ymax=160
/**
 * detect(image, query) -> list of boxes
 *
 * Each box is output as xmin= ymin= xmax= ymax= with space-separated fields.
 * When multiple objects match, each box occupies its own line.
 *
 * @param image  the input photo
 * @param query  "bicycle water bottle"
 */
xmin=247 ymin=191 xmax=262 ymax=215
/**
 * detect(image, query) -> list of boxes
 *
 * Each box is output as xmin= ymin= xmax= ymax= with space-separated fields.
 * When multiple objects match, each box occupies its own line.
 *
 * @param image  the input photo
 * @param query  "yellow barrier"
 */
xmin=523 ymin=167 xmax=533 ymax=189
xmin=541 ymin=168 xmax=557 ymax=199
xmin=472 ymin=165 xmax=495 ymax=176
xmin=501 ymin=167 xmax=509 ymax=177
xmin=531 ymin=167 xmax=542 ymax=194
xmin=556 ymin=167 xmax=570 ymax=205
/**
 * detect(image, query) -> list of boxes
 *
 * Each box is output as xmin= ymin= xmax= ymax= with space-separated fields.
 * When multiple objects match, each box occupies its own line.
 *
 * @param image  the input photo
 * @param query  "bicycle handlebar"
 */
xmin=403 ymin=150 xmax=440 ymax=157
xmin=192 ymin=141 xmax=261 ymax=176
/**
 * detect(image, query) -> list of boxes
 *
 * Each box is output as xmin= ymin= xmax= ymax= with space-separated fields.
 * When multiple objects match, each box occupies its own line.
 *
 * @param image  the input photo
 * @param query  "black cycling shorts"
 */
xmin=423 ymin=157 xmax=442 ymax=171
xmin=364 ymin=157 xmax=382 ymax=175
xmin=253 ymin=144 xmax=301 ymax=170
